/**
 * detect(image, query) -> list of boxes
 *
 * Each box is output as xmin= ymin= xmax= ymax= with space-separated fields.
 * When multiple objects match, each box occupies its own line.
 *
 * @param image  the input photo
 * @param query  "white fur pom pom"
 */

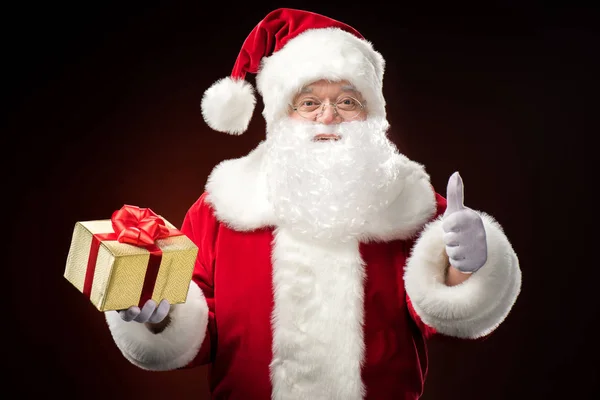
xmin=201 ymin=77 xmax=256 ymax=135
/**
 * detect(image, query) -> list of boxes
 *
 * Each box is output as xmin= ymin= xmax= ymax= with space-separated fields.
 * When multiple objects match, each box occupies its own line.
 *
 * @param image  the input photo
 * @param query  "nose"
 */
xmin=316 ymin=103 xmax=341 ymax=125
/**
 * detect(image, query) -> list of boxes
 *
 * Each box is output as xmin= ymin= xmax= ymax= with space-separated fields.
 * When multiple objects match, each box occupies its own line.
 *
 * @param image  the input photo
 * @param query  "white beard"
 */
xmin=263 ymin=116 xmax=408 ymax=243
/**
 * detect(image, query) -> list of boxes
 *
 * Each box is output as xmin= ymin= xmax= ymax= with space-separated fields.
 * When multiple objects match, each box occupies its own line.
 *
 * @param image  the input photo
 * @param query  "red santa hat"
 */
xmin=201 ymin=8 xmax=387 ymax=135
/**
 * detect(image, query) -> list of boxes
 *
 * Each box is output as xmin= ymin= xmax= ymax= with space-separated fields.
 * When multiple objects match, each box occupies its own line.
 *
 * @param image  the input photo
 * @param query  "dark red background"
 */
xmin=5 ymin=2 xmax=595 ymax=399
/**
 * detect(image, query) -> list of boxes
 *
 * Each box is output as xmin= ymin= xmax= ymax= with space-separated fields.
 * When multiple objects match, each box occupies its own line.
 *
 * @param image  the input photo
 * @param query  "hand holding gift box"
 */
xmin=64 ymin=205 xmax=198 ymax=312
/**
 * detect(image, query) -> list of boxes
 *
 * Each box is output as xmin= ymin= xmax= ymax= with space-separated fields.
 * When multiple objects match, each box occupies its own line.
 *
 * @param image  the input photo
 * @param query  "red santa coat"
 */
xmin=105 ymin=143 xmax=522 ymax=400
xmin=179 ymin=191 xmax=441 ymax=400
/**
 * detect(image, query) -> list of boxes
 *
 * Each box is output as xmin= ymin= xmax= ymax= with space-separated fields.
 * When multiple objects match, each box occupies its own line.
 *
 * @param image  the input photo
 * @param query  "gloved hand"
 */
xmin=442 ymin=172 xmax=487 ymax=273
xmin=118 ymin=299 xmax=171 ymax=324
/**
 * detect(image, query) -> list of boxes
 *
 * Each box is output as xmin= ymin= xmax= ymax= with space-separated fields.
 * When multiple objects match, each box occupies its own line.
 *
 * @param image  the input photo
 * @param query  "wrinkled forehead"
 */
xmin=294 ymin=80 xmax=364 ymax=100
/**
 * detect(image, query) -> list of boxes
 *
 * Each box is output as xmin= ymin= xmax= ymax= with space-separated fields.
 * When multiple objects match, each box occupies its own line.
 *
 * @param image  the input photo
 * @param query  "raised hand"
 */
xmin=442 ymin=172 xmax=487 ymax=273
xmin=118 ymin=299 xmax=171 ymax=324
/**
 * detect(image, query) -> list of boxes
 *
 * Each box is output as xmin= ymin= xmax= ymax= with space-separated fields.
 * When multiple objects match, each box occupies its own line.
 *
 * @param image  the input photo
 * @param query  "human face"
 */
xmin=289 ymin=80 xmax=367 ymax=140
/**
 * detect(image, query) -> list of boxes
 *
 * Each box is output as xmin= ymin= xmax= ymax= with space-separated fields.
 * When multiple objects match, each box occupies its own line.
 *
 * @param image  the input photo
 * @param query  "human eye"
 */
xmin=297 ymin=98 xmax=321 ymax=111
xmin=336 ymin=97 xmax=359 ymax=111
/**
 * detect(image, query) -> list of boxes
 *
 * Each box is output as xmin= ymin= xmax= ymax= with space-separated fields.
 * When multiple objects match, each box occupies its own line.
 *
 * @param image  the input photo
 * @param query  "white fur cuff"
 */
xmin=105 ymin=282 xmax=209 ymax=370
xmin=404 ymin=213 xmax=522 ymax=339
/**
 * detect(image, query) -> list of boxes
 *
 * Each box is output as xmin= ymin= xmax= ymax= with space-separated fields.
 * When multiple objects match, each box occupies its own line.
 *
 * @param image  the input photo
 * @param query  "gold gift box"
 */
xmin=64 ymin=217 xmax=198 ymax=312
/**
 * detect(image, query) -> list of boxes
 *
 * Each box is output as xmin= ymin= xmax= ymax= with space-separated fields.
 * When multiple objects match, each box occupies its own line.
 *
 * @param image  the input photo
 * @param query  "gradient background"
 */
xmin=4 ymin=2 xmax=594 ymax=399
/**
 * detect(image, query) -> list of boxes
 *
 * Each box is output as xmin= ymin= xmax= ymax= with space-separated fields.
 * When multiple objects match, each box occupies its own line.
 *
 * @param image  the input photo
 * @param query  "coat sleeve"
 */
xmin=104 ymin=192 xmax=217 ymax=371
xmin=403 ymin=193 xmax=445 ymax=340
xmin=404 ymin=192 xmax=522 ymax=339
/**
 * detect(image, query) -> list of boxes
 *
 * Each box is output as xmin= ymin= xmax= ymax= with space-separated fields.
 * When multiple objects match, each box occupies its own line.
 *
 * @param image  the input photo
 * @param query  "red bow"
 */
xmin=111 ymin=205 xmax=170 ymax=247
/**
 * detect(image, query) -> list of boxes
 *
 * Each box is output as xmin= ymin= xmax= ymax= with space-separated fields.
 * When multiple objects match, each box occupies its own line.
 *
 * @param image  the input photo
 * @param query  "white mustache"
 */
xmin=311 ymin=123 xmax=339 ymax=134
xmin=290 ymin=121 xmax=340 ymax=136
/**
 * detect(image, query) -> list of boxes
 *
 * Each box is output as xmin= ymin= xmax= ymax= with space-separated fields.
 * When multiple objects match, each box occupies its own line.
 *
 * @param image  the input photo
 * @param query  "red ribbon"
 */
xmin=83 ymin=205 xmax=182 ymax=307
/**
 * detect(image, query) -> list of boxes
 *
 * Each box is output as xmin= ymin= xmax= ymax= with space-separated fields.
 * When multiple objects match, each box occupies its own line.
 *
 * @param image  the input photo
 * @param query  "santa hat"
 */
xmin=201 ymin=8 xmax=387 ymax=135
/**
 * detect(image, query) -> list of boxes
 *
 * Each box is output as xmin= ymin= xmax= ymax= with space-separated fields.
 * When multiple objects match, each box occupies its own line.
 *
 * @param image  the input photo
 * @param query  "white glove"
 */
xmin=442 ymin=172 xmax=488 ymax=273
xmin=118 ymin=299 xmax=171 ymax=323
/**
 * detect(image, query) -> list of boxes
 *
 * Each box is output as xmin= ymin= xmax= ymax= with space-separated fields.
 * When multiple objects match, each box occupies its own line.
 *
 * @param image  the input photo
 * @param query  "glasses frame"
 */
xmin=290 ymin=96 xmax=366 ymax=121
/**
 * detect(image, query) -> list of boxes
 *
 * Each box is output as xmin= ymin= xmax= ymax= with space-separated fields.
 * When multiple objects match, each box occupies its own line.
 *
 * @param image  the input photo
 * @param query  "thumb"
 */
xmin=444 ymin=171 xmax=466 ymax=215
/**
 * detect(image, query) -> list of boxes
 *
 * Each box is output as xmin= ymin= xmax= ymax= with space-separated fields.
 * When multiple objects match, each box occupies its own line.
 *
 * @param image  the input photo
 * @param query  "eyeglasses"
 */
xmin=291 ymin=97 xmax=365 ymax=121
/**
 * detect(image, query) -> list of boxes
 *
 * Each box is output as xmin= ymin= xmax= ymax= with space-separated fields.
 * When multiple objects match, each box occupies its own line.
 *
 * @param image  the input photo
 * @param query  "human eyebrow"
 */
xmin=293 ymin=88 xmax=320 ymax=104
xmin=292 ymin=87 xmax=314 ymax=102
xmin=338 ymin=85 xmax=364 ymax=101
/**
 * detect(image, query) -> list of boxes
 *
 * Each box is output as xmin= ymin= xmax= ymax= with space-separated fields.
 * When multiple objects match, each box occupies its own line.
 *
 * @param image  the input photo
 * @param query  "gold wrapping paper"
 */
xmin=64 ymin=217 xmax=198 ymax=312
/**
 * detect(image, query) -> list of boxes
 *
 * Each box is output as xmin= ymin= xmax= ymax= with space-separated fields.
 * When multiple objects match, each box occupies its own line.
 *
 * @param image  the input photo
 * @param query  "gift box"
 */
xmin=64 ymin=205 xmax=198 ymax=312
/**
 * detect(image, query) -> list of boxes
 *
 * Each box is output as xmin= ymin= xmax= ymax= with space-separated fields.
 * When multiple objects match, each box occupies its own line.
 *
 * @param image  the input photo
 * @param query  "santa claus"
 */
xmin=104 ymin=8 xmax=522 ymax=400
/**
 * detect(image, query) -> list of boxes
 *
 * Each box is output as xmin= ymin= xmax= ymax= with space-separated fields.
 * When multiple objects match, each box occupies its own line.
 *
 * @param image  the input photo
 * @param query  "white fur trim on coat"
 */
xmin=105 ymin=282 xmax=209 ymax=371
xmin=359 ymin=157 xmax=437 ymax=242
xmin=270 ymin=228 xmax=366 ymax=400
xmin=204 ymin=141 xmax=275 ymax=231
xmin=256 ymin=28 xmax=386 ymax=129
xmin=201 ymin=77 xmax=256 ymax=135
xmin=404 ymin=213 xmax=521 ymax=339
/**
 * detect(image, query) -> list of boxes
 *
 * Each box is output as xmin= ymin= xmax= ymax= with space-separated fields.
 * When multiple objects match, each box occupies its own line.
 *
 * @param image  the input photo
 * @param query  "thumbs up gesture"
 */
xmin=442 ymin=172 xmax=487 ymax=273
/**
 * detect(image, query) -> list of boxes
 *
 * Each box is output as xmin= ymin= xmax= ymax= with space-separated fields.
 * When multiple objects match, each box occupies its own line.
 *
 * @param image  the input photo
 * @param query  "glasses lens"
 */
xmin=336 ymin=97 xmax=363 ymax=120
xmin=296 ymin=99 xmax=321 ymax=119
